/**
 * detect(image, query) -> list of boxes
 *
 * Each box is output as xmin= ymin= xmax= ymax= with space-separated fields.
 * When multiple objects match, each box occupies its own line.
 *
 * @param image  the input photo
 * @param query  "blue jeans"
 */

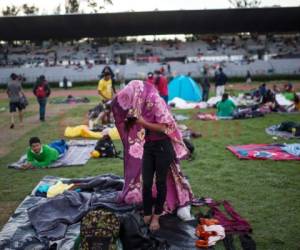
xmin=37 ymin=98 xmax=47 ymax=121
xmin=48 ymin=139 xmax=68 ymax=155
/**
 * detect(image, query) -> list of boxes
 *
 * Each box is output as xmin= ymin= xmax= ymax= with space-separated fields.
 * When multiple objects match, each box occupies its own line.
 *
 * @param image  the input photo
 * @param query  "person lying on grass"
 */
xmin=21 ymin=137 xmax=68 ymax=169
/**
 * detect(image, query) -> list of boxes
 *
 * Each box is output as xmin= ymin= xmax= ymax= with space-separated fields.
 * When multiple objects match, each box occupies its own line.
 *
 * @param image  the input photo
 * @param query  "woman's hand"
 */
xmin=136 ymin=116 xmax=145 ymax=126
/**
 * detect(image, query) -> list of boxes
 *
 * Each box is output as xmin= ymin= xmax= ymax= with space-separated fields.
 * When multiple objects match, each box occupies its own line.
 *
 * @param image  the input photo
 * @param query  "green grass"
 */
xmin=0 ymin=99 xmax=299 ymax=249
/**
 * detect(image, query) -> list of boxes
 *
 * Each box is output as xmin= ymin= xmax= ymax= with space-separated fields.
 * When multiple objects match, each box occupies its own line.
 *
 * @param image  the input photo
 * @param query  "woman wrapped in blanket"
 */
xmin=112 ymin=80 xmax=193 ymax=231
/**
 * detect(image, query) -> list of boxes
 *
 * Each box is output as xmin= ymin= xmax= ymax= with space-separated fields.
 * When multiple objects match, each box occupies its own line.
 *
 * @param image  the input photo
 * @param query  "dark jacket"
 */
xmin=215 ymin=72 xmax=228 ymax=86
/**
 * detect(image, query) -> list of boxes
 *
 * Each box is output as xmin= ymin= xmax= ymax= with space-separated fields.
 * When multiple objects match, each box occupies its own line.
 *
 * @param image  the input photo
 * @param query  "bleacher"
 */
xmin=0 ymin=34 xmax=300 ymax=84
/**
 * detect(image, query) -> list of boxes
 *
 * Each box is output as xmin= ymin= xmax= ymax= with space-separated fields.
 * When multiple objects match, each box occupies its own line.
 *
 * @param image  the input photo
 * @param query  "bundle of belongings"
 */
xmin=0 ymin=175 xmax=256 ymax=250
xmin=232 ymin=106 xmax=266 ymax=120
xmin=227 ymin=143 xmax=300 ymax=160
xmin=195 ymin=218 xmax=225 ymax=248
xmin=266 ymin=121 xmax=300 ymax=139
xmin=177 ymin=124 xmax=202 ymax=140
xmin=64 ymin=125 xmax=120 ymax=140
xmin=168 ymin=97 xmax=207 ymax=109
xmin=50 ymin=95 xmax=90 ymax=104
xmin=90 ymin=135 xmax=121 ymax=159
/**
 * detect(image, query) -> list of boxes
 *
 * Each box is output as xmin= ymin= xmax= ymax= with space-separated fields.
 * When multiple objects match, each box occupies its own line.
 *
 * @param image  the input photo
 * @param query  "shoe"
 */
xmin=10 ymin=124 xmax=14 ymax=129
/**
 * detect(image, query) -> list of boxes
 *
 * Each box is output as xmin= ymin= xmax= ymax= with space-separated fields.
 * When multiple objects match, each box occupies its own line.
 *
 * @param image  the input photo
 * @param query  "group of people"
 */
xmin=7 ymin=73 xmax=51 ymax=129
xmin=146 ymin=70 xmax=169 ymax=103
xmin=10 ymin=67 xmax=191 ymax=232
xmin=200 ymin=67 xmax=228 ymax=102
xmin=253 ymin=82 xmax=300 ymax=112
xmin=7 ymin=64 xmax=299 ymax=234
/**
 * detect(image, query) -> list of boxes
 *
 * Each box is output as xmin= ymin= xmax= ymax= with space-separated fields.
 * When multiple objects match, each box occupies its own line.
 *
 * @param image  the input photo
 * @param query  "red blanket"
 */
xmin=227 ymin=144 xmax=300 ymax=161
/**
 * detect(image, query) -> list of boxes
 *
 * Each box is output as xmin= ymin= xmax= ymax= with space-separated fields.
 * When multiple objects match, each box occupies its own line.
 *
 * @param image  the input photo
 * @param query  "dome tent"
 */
xmin=168 ymin=75 xmax=202 ymax=102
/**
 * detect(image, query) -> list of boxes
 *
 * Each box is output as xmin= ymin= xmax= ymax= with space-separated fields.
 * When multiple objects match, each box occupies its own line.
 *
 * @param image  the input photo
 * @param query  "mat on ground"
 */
xmin=8 ymin=140 xmax=97 ymax=169
xmin=227 ymin=144 xmax=300 ymax=160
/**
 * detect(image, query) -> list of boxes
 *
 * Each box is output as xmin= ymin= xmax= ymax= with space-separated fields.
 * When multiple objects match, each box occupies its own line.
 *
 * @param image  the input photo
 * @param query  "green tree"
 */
xmin=87 ymin=0 xmax=113 ymax=13
xmin=228 ymin=0 xmax=261 ymax=8
xmin=22 ymin=4 xmax=39 ymax=15
xmin=66 ymin=0 xmax=80 ymax=14
xmin=54 ymin=5 xmax=62 ymax=15
xmin=2 ymin=6 xmax=20 ymax=16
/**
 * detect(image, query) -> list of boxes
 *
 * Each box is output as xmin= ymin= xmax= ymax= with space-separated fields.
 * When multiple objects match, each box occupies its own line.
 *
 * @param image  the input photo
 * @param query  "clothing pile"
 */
xmin=0 ymin=176 xmax=256 ymax=250
xmin=232 ymin=107 xmax=265 ymax=119
xmin=195 ymin=218 xmax=225 ymax=248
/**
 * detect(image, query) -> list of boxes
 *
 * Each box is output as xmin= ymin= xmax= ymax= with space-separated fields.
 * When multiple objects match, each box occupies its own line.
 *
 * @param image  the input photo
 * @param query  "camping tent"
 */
xmin=168 ymin=75 xmax=202 ymax=102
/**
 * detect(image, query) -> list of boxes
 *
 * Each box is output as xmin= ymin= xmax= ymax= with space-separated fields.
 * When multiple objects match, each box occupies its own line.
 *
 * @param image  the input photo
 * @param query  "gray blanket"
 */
xmin=266 ymin=125 xmax=300 ymax=139
xmin=8 ymin=140 xmax=97 ymax=169
xmin=0 ymin=175 xmax=128 ymax=249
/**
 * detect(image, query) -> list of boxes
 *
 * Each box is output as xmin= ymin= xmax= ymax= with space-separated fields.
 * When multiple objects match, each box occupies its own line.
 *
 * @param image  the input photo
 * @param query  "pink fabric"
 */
xmin=112 ymin=80 xmax=193 ymax=213
xmin=227 ymin=144 xmax=300 ymax=160
xmin=197 ymin=113 xmax=218 ymax=121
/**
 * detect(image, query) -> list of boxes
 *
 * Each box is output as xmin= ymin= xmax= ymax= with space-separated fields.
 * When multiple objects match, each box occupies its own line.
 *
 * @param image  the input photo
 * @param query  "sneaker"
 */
xmin=10 ymin=124 xmax=14 ymax=129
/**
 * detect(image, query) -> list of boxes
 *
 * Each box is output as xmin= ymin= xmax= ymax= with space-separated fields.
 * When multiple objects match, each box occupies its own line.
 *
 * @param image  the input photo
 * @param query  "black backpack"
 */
xmin=278 ymin=121 xmax=300 ymax=136
xmin=95 ymin=135 xmax=119 ymax=158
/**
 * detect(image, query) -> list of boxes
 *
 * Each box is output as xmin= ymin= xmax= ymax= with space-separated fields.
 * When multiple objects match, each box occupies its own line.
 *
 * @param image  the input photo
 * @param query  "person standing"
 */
xmin=33 ymin=75 xmax=51 ymax=122
xmin=98 ymin=72 xmax=116 ymax=123
xmin=201 ymin=70 xmax=210 ymax=102
xmin=245 ymin=70 xmax=252 ymax=83
xmin=215 ymin=68 xmax=228 ymax=97
xmin=98 ymin=72 xmax=114 ymax=102
xmin=112 ymin=80 xmax=193 ymax=231
xmin=7 ymin=73 xmax=25 ymax=129
xmin=154 ymin=70 xmax=169 ymax=103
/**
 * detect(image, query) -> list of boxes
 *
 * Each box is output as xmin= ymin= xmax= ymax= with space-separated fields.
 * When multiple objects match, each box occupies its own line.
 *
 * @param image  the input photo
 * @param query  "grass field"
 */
xmin=0 ymin=91 xmax=299 ymax=249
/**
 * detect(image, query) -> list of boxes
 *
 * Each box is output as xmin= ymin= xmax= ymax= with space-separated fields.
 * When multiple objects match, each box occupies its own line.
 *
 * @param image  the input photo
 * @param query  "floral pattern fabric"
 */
xmin=112 ymin=80 xmax=193 ymax=213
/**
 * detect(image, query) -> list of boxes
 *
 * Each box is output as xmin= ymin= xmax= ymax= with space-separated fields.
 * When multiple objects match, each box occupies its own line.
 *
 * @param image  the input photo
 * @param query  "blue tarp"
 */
xmin=168 ymin=75 xmax=202 ymax=102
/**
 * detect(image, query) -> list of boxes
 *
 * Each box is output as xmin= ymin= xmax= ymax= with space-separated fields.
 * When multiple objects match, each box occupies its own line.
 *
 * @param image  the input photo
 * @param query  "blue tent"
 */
xmin=168 ymin=75 xmax=202 ymax=102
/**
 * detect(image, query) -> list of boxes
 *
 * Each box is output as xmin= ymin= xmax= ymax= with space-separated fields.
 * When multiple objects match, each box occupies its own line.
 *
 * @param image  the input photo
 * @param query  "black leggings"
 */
xmin=142 ymin=138 xmax=175 ymax=215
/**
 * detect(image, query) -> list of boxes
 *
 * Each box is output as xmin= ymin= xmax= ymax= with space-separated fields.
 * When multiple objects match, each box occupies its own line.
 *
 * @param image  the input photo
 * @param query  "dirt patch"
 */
xmin=0 ymin=89 xmax=97 ymax=99
xmin=0 ymin=103 xmax=84 ymax=158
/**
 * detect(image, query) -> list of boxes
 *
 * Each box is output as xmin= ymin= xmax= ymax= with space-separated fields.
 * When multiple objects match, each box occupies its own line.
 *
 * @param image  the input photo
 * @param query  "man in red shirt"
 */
xmin=154 ymin=70 xmax=168 ymax=103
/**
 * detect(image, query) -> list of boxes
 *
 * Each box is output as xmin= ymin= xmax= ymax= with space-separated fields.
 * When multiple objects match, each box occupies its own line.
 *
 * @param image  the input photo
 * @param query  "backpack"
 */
xmin=80 ymin=209 xmax=120 ymax=250
xmin=36 ymin=83 xmax=47 ymax=98
xmin=278 ymin=121 xmax=300 ymax=136
xmin=95 ymin=135 xmax=119 ymax=158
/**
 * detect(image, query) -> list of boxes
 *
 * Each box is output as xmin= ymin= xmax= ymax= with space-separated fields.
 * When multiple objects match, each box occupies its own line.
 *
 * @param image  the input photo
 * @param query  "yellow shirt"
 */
xmin=98 ymin=78 xmax=113 ymax=101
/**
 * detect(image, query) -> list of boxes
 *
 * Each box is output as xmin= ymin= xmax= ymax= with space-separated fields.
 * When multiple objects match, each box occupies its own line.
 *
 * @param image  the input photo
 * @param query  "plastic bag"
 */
xmin=177 ymin=205 xmax=194 ymax=221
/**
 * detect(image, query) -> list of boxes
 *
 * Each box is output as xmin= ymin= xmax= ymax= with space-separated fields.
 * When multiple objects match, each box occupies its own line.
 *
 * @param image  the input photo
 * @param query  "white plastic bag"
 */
xmin=177 ymin=205 xmax=194 ymax=221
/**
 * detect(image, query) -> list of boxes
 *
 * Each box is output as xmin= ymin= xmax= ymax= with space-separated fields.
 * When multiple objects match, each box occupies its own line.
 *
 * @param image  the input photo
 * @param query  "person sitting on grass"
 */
xmin=21 ymin=137 xmax=68 ymax=169
xmin=216 ymin=93 xmax=236 ymax=119
xmin=282 ymin=83 xmax=294 ymax=101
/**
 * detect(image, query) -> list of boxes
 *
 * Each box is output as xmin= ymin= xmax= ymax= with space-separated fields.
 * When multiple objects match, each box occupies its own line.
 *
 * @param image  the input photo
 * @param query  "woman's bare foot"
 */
xmin=143 ymin=215 xmax=152 ymax=225
xmin=149 ymin=214 xmax=160 ymax=231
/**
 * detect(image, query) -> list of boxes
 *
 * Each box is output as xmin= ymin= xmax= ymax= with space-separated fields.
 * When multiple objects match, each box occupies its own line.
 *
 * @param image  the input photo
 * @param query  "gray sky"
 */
xmin=0 ymin=0 xmax=299 ymax=14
